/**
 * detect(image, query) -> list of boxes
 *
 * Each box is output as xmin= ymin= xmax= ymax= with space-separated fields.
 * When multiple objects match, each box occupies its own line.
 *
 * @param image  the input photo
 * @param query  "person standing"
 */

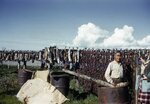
xmin=138 ymin=55 xmax=150 ymax=104
xmin=104 ymin=51 xmax=124 ymax=85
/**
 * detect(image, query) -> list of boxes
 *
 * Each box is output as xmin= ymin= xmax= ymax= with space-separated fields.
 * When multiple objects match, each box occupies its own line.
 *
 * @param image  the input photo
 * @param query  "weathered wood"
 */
xmin=62 ymin=69 xmax=128 ymax=88
xmin=62 ymin=69 xmax=114 ymax=87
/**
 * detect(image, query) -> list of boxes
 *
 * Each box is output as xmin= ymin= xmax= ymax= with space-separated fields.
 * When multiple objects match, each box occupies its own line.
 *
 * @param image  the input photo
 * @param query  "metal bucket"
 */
xmin=18 ymin=69 xmax=33 ymax=86
xmin=98 ymin=86 xmax=129 ymax=104
xmin=50 ymin=72 xmax=70 ymax=96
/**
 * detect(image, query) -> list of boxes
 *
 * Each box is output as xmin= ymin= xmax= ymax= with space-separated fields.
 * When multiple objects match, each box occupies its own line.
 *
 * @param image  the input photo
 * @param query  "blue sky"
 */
xmin=0 ymin=0 xmax=150 ymax=50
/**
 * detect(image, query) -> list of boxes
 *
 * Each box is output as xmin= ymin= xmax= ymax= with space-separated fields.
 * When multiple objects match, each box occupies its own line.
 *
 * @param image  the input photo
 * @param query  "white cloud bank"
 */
xmin=73 ymin=23 xmax=108 ymax=47
xmin=138 ymin=35 xmax=150 ymax=47
xmin=72 ymin=22 xmax=150 ymax=49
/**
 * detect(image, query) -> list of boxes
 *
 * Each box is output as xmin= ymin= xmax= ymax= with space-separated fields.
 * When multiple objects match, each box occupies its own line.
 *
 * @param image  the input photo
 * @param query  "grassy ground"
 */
xmin=0 ymin=94 xmax=21 ymax=104
xmin=0 ymin=65 xmax=22 ymax=104
xmin=0 ymin=65 xmax=98 ymax=104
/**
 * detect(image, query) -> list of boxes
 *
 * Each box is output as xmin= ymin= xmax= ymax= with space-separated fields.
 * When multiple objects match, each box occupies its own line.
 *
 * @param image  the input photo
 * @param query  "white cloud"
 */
xmin=72 ymin=23 xmax=150 ymax=49
xmin=137 ymin=35 xmax=150 ymax=47
xmin=103 ymin=25 xmax=137 ymax=48
xmin=73 ymin=22 xmax=108 ymax=47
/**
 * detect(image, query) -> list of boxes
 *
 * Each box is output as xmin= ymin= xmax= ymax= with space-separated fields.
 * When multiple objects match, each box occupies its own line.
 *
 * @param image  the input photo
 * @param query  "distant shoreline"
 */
xmin=0 ymin=60 xmax=41 ymax=67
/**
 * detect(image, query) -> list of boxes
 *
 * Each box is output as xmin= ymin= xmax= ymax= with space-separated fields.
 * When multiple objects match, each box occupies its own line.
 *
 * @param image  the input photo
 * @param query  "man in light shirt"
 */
xmin=105 ymin=51 xmax=124 ymax=86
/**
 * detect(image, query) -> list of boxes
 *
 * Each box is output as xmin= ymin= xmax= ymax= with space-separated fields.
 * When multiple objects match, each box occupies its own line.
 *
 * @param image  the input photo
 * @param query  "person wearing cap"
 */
xmin=104 ymin=51 xmax=124 ymax=86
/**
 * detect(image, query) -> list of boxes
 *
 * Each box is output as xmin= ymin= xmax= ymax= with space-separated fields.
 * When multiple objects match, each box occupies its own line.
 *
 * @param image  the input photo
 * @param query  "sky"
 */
xmin=0 ymin=0 xmax=150 ymax=50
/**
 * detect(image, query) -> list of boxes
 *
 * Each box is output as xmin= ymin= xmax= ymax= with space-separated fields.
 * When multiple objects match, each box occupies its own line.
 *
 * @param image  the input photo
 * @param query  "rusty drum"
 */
xmin=98 ymin=86 xmax=129 ymax=104
xmin=18 ymin=69 xmax=33 ymax=86
xmin=50 ymin=71 xmax=70 ymax=96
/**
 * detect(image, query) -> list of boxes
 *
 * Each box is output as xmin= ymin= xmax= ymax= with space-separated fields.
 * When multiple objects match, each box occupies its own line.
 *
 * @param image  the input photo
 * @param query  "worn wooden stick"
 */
xmin=62 ymin=69 xmax=114 ymax=87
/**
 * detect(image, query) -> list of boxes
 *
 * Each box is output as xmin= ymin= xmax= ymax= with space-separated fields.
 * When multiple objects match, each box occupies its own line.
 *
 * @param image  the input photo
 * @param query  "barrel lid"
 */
xmin=51 ymin=71 xmax=69 ymax=77
xmin=24 ymin=69 xmax=33 ymax=72
xmin=18 ymin=69 xmax=33 ymax=73
xmin=98 ymin=86 xmax=127 ymax=89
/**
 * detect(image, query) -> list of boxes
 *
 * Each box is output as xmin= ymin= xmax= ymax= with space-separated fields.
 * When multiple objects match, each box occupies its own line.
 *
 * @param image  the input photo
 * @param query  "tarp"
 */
xmin=17 ymin=71 xmax=68 ymax=104
xmin=33 ymin=70 xmax=49 ymax=82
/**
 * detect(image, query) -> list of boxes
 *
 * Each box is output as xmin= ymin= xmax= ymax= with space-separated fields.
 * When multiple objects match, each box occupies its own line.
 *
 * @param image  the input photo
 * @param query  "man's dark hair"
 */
xmin=115 ymin=51 xmax=122 ymax=56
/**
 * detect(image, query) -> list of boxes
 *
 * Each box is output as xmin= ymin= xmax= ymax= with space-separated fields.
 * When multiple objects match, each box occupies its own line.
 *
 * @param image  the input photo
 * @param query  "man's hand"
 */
xmin=116 ymin=82 xmax=129 ymax=87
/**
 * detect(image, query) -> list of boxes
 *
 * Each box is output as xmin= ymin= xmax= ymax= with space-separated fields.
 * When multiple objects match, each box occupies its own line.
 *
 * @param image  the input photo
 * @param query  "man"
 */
xmin=105 ymin=51 xmax=124 ymax=85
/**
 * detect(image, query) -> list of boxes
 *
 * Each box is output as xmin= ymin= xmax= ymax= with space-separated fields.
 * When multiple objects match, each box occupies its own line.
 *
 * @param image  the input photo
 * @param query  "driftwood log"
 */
xmin=62 ymin=69 xmax=128 ymax=88
xmin=62 ymin=69 xmax=114 ymax=87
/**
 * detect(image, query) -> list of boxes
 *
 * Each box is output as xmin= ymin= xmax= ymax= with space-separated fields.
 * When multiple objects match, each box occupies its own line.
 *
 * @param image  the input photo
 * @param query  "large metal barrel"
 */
xmin=98 ymin=86 xmax=129 ymax=104
xmin=18 ymin=69 xmax=33 ymax=86
xmin=50 ymin=72 xmax=70 ymax=96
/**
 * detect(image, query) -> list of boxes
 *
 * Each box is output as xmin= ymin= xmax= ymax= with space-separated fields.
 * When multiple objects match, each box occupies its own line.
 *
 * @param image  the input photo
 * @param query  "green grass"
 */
xmin=64 ymin=94 xmax=98 ymax=104
xmin=0 ymin=65 xmax=22 ymax=104
xmin=0 ymin=65 xmax=98 ymax=104
xmin=0 ymin=94 xmax=21 ymax=104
